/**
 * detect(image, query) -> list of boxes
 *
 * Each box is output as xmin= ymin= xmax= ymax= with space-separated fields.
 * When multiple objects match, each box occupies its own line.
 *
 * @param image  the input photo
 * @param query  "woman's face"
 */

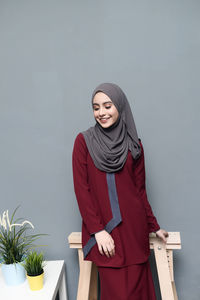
xmin=92 ymin=92 xmax=119 ymax=128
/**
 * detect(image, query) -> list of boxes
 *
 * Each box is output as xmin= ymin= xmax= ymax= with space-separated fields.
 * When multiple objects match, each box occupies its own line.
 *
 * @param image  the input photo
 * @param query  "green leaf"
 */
xmin=0 ymin=207 xmax=48 ymax=264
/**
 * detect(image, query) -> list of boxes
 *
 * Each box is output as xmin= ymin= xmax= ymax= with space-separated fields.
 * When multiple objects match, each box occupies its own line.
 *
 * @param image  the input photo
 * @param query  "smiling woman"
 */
xmin=72 ymin=83 xmax=168 ymax=300
xmin=92 ymin=92 xmax=119 ymax=128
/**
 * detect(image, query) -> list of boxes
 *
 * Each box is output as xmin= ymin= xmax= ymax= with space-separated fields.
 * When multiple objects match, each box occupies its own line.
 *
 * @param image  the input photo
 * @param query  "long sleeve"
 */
xmin=72 ymin=133 xmax=104 ymax=235
xmin=134 ymin=140 xmax=160 ymax=233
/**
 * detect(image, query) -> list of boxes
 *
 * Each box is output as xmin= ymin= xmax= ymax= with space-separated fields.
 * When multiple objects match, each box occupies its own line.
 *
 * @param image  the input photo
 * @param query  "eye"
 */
xmin=93 ymin=107 xmax=99 ymax=111
xmin=105 ymin=106 xmax=111 ymax=109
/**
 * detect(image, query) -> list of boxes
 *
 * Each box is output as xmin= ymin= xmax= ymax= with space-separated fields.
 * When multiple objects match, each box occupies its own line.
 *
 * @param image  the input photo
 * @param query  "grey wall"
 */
xmin=0 ymin=1 xmax=199 ymax=299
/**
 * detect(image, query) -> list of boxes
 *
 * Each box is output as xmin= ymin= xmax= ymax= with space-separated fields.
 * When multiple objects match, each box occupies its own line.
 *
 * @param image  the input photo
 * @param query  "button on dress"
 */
xmin=72 ymin=132 xmax=160 ymax=268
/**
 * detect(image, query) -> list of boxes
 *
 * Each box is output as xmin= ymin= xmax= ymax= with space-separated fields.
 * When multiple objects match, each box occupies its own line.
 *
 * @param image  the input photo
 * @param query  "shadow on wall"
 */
xmin=149 ymin=251 xmax=162 ymax=300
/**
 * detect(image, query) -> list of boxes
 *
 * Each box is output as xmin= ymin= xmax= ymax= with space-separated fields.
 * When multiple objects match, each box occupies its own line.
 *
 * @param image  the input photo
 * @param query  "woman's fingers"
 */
xmin=98 ymin=241 xmax=115 ymax=257
xmin=162 ymin=230 xmax=169 ymax=243
xmin=103 ymin=246 xmax=110 ymax=258
xmin=97 ymin=243 xmax=104 ymax=255
xmin=156 ymin=229 xmax=169 ymax=243
xmin=102 ymin=244 xmax=112 ymax=257
xmin=162 ymin=234 xmax=167 ymax=243
xmin=108 ymin=238 xmax=115 ymax=256
xmin=95 ymin=230 xmax=115 ymax=257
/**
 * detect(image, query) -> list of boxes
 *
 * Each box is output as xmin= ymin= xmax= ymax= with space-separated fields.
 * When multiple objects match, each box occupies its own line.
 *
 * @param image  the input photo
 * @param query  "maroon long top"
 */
xmin=72 ymin=133 xmax=160 ymax=267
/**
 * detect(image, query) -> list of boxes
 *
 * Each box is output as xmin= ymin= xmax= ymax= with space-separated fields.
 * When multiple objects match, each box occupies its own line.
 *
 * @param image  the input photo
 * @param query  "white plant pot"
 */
xmin=1 ymin=262 xmax=26 ymax=286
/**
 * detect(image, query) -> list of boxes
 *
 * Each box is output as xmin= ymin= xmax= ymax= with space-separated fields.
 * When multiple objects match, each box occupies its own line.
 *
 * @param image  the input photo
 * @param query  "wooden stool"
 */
xmin=68 ymin=232 xmax=181 ymax=300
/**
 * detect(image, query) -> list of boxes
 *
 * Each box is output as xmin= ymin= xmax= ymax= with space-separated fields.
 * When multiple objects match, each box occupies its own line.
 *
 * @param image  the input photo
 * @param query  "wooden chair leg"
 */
xmin=153 ymin=240 xmax=174 ymax=300
xmin=89 ymin=263 xmax=98 ymax=300
xmin=172 ymin=281 xmax=178 ymax=300
xmin=77 ymin=249 xmax=92 ymax=300
xmin=167 ymin=250 xmax=178 ymax=300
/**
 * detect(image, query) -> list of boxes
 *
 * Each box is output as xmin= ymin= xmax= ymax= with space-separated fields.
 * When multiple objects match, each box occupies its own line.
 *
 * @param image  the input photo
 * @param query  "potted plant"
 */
xmin=23 ymin=251 xmax=45 ymax=291
xmin=0 ymin=207 xmax=45 ymax=286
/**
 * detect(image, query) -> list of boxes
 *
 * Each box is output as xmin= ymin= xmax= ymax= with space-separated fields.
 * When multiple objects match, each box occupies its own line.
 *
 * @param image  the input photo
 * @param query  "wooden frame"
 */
xmin=68 ymin=232 xmax=181 ymax=300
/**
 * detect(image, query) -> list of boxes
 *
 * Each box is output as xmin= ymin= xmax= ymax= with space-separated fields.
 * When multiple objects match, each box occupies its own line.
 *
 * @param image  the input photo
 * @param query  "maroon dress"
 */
xmin=72 ymin=132 xmax=160 ymax=299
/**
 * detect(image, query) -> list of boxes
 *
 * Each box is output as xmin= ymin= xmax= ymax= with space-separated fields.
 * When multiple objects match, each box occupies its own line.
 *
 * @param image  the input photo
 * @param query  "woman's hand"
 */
xmin=155 ymin=229 xmax=169 ymax=243
xmin=95 ymin=230 xmax=115 ymax=258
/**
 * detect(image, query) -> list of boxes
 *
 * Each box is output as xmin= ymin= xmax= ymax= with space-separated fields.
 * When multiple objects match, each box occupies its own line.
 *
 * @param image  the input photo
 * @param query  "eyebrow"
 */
xmin=92 ymin=101 xmax=112 ymax=106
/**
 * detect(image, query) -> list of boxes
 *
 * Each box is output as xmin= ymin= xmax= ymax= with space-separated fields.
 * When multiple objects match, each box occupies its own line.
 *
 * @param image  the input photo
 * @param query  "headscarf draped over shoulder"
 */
xmin=82 ymin=83 xmax=141 ymax=173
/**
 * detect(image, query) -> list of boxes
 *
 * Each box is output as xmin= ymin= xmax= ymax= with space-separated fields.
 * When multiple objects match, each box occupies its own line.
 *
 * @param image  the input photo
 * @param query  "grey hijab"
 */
xmin=82 ymin=83 xmax=141 ymax=173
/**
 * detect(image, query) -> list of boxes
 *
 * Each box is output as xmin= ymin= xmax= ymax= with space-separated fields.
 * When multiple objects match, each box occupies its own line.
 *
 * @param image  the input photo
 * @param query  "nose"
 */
xmin=99 ymin=106 xmax=106 ymax=116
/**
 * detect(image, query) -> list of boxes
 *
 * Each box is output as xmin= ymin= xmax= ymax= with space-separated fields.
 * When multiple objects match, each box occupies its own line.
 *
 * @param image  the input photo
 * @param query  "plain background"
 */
xmin=0 ymin=1 xmax=200 ymax=299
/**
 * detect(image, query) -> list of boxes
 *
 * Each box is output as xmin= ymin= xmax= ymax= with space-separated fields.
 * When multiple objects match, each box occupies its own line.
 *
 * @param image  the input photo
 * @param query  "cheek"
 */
xmin=113 ymin=109 xmax=119 ymax=120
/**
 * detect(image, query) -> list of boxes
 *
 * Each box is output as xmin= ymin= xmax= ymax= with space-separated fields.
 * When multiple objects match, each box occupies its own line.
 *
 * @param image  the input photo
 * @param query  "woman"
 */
xmin=72 ymin=83 xmax=168 ymax=300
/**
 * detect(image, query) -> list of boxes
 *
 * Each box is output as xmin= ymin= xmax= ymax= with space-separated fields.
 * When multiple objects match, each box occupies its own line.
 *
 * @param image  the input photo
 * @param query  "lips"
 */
xmin=99 ymin=117 xmax=110 ymax=120
xmin=99 ymin=117 xmax=110 ymax=123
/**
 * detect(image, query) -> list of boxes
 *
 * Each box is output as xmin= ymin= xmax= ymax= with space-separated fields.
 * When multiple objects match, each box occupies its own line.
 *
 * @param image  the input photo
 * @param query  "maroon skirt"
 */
xmin=98 ymin=260 xmax=157 ymax=300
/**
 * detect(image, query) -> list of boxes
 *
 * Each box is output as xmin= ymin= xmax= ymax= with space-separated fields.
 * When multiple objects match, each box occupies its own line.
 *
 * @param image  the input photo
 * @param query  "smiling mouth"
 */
xmin=99 ymin=117 xmax=110 ymax=120
xmin=99 ymin=118 xmax=110 ymax=123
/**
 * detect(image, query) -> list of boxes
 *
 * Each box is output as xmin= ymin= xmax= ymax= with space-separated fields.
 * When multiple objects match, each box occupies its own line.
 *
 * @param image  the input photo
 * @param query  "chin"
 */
xmin=97 ymin=120 xmax=113 ymax=128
